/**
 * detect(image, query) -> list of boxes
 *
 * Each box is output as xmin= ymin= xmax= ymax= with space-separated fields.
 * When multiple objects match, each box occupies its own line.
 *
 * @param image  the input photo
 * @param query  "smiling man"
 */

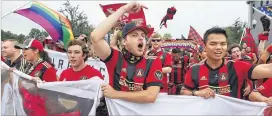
xmin=182 ymin=27 xmax=272 ymax=99
xmin=146 ymin=33 xmax=172 ymax=93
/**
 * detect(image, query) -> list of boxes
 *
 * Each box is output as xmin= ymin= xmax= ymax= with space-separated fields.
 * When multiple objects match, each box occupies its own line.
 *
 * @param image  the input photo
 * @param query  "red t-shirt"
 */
xmin=184 ymin=60 xmax=255 ymax=99
xmin=59 ymin=65 xmax=103 ymax=81
xmin=103 ymin=48 xmax=163 ymax=91
xmin=255 ymin=78 xmax=272 ymax=97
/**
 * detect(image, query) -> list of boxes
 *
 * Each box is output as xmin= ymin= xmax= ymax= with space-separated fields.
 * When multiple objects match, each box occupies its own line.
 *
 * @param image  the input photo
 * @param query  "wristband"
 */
xmin=192 ymin=90 xmax=197 ymax=96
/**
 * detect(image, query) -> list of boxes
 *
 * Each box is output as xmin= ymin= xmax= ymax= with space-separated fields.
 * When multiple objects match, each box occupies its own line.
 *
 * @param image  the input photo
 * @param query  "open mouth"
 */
xmin=138 ymin=43 xmax=143 ymax=49
xmin=214 ymin=52 xmax=222 ymax=56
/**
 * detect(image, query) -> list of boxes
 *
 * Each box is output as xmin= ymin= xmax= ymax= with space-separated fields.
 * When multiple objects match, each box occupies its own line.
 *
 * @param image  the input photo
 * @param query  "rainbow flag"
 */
xmin=14 ymin=1 xmax=74 ymax=47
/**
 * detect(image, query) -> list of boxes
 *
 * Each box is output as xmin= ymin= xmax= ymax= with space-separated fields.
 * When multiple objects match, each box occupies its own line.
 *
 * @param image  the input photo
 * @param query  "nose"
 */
xmin=215 ymin=44 xmax=223 ymax=50
xmin=70 ymin=52 xmax=75 ymax=57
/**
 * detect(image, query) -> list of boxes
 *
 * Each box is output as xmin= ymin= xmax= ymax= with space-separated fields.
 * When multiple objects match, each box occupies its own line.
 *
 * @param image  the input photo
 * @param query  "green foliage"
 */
xmin=59 ymin=0 xmax=95 ymax=38
xmin=223 ymin=18 xmax=247 ymax=45
xmin=1 ymin=30 xmax=26 ymax=43
xmin=28 ymin=28 xmax=49 ymax=38
xmin=163 ymin=33 xmax=172 ymax=40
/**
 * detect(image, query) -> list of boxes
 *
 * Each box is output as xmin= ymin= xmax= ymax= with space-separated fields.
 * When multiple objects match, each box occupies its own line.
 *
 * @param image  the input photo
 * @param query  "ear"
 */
xmin=123 ymin=39 xmax=127 ymax=46
xmin=35 ymin=49 xmax=40 ymax=54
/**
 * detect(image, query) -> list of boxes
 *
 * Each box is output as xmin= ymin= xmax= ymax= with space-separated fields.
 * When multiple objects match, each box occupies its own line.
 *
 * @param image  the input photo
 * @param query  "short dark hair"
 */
xmin=67 ymin=40 xmax=89 ymax=62
xmin=228 ymin=44 xmax=241 ymax=54
xmin=203 ymin=27 xmax=228 ymax=44
xmin=172 ymin=48 xmax=180 ymax=53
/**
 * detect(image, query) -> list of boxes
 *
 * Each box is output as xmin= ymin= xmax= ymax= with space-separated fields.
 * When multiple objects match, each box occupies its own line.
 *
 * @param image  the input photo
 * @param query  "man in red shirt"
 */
xmin=91 ymin=1 xmax=163 ymax=104
xmin=182 ymin=27 xmax=272 ymax=99
xmin=245 ymin=46 xmax=258 ymax=64
xmin=228 ymin=44 xmax=253 ymax=99
xmin=59 ymin=40 xmax=103 ymax=81
xmin=146 ymin=32 xmax=172 ymax=93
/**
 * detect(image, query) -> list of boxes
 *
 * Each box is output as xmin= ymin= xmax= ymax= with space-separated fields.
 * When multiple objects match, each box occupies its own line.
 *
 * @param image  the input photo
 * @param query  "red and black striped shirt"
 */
xmin=184 ymin=59 xmax=256 ymax=99
xmin=103 ymin=48 xmax=163 ymax=91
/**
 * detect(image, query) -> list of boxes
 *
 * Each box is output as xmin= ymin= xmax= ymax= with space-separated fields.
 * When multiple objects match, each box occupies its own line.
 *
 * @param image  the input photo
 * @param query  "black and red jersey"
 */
xmin=184 ymin=59 xmax=256 ymax=99
xmin=169 ymin=63 xmax=183 ymax=84
xmin=145 ymin=49 xmax=172 ymax=93
xmin=25 ymin=60 xmax=58 ymax=82
xmin=103 ymin=48 xmax=163 ymax=91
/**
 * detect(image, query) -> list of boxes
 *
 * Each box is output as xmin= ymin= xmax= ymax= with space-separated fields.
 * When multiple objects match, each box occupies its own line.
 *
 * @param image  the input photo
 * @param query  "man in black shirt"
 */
xmin=2 ymin=39 xmax=29 ymax=72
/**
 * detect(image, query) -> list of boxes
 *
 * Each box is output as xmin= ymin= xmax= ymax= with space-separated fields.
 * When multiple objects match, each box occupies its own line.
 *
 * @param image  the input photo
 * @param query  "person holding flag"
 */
xmin=91 ymin=1 xmax=163 ymax=104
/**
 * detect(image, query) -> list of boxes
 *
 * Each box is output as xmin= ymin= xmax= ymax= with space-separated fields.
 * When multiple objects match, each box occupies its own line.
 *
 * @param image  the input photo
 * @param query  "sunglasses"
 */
xmin=152 ymin=39 xmax=161 ymax=42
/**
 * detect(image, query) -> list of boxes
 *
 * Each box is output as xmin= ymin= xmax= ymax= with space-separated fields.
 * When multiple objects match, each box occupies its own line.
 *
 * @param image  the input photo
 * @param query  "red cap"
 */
xmin=15 ymin=39 xmax=44 ymax=51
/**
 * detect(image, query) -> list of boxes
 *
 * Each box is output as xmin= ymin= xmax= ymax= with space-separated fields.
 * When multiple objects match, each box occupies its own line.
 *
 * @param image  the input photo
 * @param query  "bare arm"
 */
xmin=252 ymin=63 xmax=272 ymax=79
xmin=102 ymin=85 xmax=160 ymax=103
xmin=91 ymin=2 xmax=147 ymax=60
xmin=181 ymin=88 xmax=215 ymax=99
xmin=258 ymin=51 xmax=269 ymax=64
xmin=162 ymin=67 xmax=172 ymax=73
xmin=115 ymin=86 xmax=160 ymax=103
xmin=249 ymin=91 xmax=267 ymax=102
xmin=90 ymin=6 xmax=126 ymax=60
xmin=252 ymin=53 xmax=258 ymax=64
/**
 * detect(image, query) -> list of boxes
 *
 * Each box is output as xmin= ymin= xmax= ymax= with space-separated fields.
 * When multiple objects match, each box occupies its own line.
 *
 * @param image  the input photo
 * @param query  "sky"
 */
xmin=1 ymin=1 xmax=249 ymax=39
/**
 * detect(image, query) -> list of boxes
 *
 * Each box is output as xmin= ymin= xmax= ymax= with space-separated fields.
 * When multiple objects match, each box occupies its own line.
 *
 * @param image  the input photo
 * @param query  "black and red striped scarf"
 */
xmin=121 ymin=48 xmax=142 ymax=64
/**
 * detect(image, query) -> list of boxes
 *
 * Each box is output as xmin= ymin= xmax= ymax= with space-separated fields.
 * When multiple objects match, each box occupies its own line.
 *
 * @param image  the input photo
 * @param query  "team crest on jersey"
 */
xmin=34 ymin=71 xmax=41 ymax=77
xmin=219 ymin=73 xmax=228 ymax=82
xmin=80 ymin=76 xmax=88 ymax=80
xmin=200 ymin=76 xmax=207 ymax=80
xmin=122 ymin=68 xmax=127 ymax=73
xmin=135 ymin=69 xmax=144 ymax=77
xmin=154 ymin=70 xmax=163 ymax=80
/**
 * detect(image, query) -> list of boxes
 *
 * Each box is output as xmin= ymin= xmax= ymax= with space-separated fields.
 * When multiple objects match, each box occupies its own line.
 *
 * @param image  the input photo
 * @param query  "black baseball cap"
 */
xmin=122 ymin=22 xmax=150 ymax=38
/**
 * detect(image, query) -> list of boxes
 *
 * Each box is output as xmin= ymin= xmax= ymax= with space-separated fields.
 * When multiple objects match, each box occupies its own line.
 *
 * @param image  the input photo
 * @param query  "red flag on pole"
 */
xmin=241 ymin=28 xmax=258 ymax=55
xmin=100 ymin=3 xmax=147 ymax=26
xmin=187 ymin=26 xmax=204 ymax=49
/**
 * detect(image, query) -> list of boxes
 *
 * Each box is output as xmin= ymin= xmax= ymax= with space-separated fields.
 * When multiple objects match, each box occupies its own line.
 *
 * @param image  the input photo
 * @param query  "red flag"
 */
xmin=241 ymin=28 xmax=258 ymax=55
xmin=160 ymin=7 xmax=177 ymax=29
xmin=147 ymin=27 xmax=154 ymax=38
xmin=100 ymin=3 xmax=147 ymax=26
xmin=187 ymin=26 xmax=204 ymax=48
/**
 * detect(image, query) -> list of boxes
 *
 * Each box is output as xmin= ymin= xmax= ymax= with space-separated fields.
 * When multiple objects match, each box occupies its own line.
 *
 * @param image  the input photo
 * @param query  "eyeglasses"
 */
xmin=151 ymin=39 xmax=161 ymax=42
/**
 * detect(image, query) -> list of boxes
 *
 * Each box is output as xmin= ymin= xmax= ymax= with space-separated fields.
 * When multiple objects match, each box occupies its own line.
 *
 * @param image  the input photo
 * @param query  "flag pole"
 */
xmin=239 ymin=27 xmax=246 ymax=45
xmin=1 ymin=0 xmax=32 ymax=19
xmin=252 ymin=7 xmax=272 ymax=20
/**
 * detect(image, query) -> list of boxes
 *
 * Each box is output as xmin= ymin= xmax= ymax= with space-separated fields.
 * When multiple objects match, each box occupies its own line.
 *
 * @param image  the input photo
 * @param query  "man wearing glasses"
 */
xmin=146 ymin=33 xmax=172 ymax=93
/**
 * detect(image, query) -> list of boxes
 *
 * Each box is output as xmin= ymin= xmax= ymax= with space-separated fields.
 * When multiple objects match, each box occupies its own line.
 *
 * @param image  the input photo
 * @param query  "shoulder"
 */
xmin=86 ymin=65 xmax=99 ymax=72
xmin=62 ymin=68 xmax=73 ymax=74
xmin=41 ymin=61 xmax=53 ymax=69
xmin=190 ymin=61 xmax=205 ymax=68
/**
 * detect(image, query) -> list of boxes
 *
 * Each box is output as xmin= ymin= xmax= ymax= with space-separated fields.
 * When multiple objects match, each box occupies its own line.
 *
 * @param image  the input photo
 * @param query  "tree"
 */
xmin=224 ymin=18 xmax=247 ymax=45
xmin=163 ymin=33 xmax=172 ymax=40
xmin=59 ymin=0 xmax=95 ymax=38
xmin=28 ymin=28 xmax=49 ymax=39
xmin=1 ymin=29 xmax=26 ymax=43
